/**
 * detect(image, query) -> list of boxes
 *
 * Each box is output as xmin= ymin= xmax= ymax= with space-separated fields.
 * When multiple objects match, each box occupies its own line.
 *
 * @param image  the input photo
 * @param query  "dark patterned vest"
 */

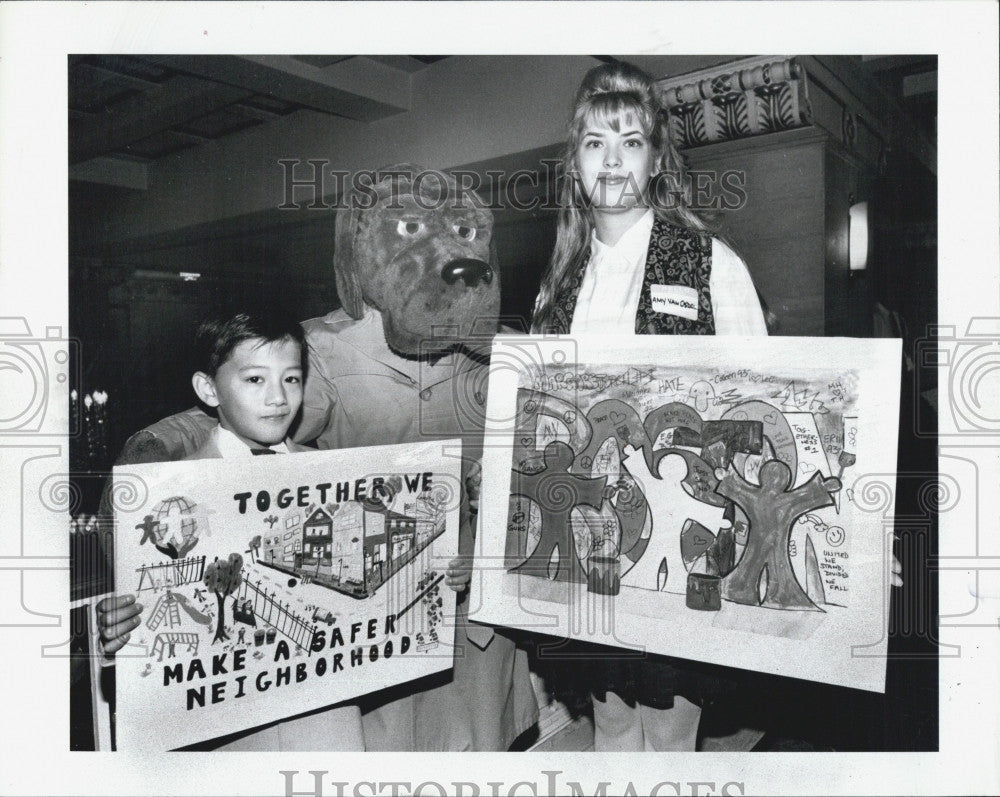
xmin=543 ymin=217 xmax=716 ymax=336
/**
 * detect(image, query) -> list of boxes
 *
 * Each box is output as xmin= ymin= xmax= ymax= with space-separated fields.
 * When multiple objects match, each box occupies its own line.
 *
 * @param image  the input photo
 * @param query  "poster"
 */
xmin=475 ymin=335 xmax=901 ymax=692
xmin=112 ymin=439 xmax=461 ymax=751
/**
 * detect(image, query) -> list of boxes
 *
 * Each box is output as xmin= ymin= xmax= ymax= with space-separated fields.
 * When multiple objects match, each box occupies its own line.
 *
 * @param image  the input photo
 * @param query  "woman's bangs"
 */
xmin=583 ymin=95 xmax=654 ymax=137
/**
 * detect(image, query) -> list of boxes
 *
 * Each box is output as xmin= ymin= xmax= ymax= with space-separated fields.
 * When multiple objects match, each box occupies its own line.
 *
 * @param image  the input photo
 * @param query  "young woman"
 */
xmin=532 ymin=60 xmax=769 ymax=340
xmin=531 ymin=60 xmax=901 ymax=752
xmin=529 ymin=59 xmax=768 ymax=753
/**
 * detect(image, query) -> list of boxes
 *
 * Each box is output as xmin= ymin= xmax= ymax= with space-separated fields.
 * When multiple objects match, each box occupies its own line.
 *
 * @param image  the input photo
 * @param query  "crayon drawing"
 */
xmin=476 ymin=335 xmax=900 ymax=692
xmin=112 ymin=440 xmax=461 ymax=751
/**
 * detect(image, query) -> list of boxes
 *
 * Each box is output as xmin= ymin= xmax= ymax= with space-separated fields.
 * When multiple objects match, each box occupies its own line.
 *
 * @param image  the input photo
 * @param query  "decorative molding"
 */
xmin=658 ymin=57 xmax=812 ymax=149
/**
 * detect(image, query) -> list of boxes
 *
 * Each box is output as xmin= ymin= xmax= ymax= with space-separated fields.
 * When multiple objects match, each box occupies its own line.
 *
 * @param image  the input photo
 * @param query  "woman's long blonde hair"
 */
xmin=531 ymin=60 xmax=711 ymax=333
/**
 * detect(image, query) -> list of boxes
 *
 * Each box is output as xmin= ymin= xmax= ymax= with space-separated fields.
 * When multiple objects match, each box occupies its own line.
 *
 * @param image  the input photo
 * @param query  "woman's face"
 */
xmin=574 ymin=110 xmax=657 ymax=214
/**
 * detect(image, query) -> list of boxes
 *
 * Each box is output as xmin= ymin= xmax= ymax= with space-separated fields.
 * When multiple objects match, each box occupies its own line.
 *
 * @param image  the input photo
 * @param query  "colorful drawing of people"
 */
xmin=136 ymin=514 xmax=159 ymax=545
xmin=508 ymin=441 xmax=607 ymax=583
xmin=718 ymin=460 xmax=840 ymax=609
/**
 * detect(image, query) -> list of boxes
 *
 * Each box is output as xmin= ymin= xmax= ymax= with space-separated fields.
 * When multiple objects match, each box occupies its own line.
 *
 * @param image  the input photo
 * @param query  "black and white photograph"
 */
xmin=0 ymin=2 xmax=997 ymax=796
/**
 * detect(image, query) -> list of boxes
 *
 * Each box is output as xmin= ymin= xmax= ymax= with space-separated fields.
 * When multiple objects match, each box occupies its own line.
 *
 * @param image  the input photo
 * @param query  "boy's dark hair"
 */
xmin=195 ymin=308 xmax=307 ymax=377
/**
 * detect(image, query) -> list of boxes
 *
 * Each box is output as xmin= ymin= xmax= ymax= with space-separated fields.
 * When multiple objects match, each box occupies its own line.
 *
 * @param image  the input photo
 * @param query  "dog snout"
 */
xmin=441 ymin=258 xmax=493 ymax=287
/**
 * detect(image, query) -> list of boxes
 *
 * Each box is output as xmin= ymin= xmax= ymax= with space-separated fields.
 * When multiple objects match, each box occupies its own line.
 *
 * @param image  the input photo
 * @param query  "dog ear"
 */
xmin=333 ymin=203 xmax=366 ymax=320
xmin=488 ymin=233 xmax=501 ymax=285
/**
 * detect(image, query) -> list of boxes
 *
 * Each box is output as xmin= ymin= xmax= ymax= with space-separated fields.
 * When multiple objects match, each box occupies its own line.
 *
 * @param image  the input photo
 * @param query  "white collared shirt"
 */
xmin=215 ymin=425 xmax=291 ymax=458
xmin=569 ymin=209 xmax=768 ymax=336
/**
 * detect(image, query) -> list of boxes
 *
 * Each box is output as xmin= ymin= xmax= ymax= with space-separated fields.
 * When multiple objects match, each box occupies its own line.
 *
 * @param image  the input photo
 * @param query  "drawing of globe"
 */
xmin=150 ymin=495 xmax=203 ymax=559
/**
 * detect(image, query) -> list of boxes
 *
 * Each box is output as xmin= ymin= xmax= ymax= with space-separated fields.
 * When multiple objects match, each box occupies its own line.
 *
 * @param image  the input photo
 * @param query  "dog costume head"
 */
xmin=334 ymin=164 xmax=500 ymax=356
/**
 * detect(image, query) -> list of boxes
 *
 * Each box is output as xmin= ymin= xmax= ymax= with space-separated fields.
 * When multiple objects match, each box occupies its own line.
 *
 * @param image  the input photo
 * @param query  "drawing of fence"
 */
xmin=236 ymin=574 xmax=317 ymax=653
xmin=135 ymin=555 xmax=206 ymax=592
xmin=152 ymin=632 xmax=199 ymax=661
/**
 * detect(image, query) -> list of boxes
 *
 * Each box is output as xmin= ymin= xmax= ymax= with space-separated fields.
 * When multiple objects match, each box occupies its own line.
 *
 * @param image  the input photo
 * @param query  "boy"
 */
xmin=95 ymin=310 xmax=366 ymax=751
xmin=185 ymin=311 xmax=308 ymax=459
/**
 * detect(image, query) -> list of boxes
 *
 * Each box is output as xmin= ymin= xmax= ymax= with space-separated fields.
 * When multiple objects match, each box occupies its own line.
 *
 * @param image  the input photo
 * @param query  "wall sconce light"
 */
xmin=133 ymin=269 xmax=202 ymax=282
xmin=849 ymin=199 xmax=869 ymax=271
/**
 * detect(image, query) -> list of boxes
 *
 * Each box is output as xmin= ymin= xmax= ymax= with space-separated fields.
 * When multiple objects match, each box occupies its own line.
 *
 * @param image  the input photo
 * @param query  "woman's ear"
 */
xmin=191 ymin=372 xmax=220 ymax=408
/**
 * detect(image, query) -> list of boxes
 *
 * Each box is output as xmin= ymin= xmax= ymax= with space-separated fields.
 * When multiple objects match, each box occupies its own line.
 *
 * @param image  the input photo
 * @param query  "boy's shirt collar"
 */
xmin=215 ymin=425 xmax=290 ymax=457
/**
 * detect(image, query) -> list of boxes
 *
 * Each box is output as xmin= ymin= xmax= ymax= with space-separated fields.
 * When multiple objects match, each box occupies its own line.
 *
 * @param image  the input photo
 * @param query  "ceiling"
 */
xmin=68 ymin=54 xmax=447 ymax=170
xmin=68 ymin=54 xmax=937 ymax=278
xmin=855 ymin=54 xmax=937 ymax=141
xmin=69 ymin=53 xmax=936 ymax=181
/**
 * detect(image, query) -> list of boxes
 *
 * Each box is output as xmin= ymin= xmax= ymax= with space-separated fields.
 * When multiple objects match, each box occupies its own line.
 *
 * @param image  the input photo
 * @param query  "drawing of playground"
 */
xmin=112 ymin=443 xmax=462 ymax=752
xmin=131 ymin=552 xmax=318 ymax=659
xmin=504 ymin=362 xmax=861 ymax=618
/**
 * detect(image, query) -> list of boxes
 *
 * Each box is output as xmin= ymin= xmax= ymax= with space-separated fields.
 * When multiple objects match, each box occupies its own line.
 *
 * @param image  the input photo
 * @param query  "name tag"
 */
xmin=650 ymin=284 xmax=699 ymax=321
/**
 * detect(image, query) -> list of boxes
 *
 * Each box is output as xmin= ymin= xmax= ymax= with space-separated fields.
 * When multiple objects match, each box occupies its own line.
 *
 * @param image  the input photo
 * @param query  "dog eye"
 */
xmin=452 ymin=225 xmax=476 ymax=241
xmin=396 ymin=220 xmax=424 ymax=236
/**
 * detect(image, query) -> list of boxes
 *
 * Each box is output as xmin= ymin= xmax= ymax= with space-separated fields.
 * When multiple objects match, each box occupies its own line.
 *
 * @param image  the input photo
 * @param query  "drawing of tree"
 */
xmin=135 ymin=514 xmax=159 ymax=546
xmin=247 ymin=535 xmax=262 ymax=563
xmin=203 ymin=553 xmax=244 ymax=643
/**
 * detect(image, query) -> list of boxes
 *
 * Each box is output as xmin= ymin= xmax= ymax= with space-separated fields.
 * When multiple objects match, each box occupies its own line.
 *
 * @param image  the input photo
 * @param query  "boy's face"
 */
xmin=199 ymin=337 xmax=304 ymax=448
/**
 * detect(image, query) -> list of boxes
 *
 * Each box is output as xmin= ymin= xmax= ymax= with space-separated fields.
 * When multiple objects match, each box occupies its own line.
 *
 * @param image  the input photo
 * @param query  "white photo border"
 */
xmin=1 ymin=2 xmax=997 ymax=796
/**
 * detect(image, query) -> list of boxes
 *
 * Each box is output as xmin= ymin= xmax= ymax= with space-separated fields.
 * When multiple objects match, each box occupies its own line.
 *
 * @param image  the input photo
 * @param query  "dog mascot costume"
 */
xmin=106 ymin=166 xmax=537 ymax=752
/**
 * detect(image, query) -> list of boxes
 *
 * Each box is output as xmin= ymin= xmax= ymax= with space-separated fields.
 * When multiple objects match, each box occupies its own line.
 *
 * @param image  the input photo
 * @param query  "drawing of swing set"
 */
xmin=135 ymin=555 xmax=206 ymax=593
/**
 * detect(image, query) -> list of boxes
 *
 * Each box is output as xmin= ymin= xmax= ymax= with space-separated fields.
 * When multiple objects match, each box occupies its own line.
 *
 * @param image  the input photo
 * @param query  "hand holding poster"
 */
xmin=112 ymin=440 xmax=462 ymax=751
xmin=474 ymin=335 xmax=901 ymax=693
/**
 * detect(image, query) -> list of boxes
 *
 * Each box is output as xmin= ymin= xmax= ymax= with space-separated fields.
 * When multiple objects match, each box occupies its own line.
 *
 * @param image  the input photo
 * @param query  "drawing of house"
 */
xmin=261 ymin=532 xmax=280 ymax=563
xmin=329 ymin=503 xmax=364 ymax=585
xmin=257 ymin=498 xmax=440 ymax=599
xmin=302 ymin=507 xmax=334 ymax=560
xmin=262 ymin=531 xmax=288 ymax=564
xmin=386 ymin=513 xmax=416 ymax=561
xmin=323 ymin=500 xmax=410 ymax=590
xmin=262 ymin=512 xmax=303 ymax=565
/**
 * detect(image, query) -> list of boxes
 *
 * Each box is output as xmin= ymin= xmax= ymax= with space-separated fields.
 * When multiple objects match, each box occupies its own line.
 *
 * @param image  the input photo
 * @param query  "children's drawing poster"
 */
xmin=112 ymin=439 xmax=462 ymax=751
xmin=474 ymin=335 xmax=901 ymax=693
